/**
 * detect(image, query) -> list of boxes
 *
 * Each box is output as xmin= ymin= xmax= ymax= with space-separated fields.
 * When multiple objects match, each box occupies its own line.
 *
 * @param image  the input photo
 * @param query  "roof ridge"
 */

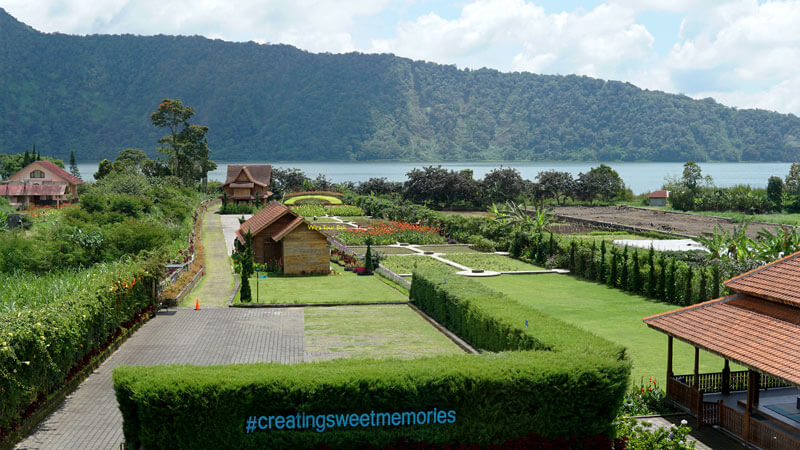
xmin=643 ymin=294 xmax=737 ymax=322
xmin=723 ymin=249 xmax=800 ymax=288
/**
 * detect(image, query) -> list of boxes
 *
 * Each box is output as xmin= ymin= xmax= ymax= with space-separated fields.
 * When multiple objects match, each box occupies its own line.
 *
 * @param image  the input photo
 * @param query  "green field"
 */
xmin=349 ymin=245 xmax=418 ymax=255
xmin=380 ymin=255 xmax=458 ymax=275
xmin=304 ymin=305 xmax=463 ymax=360
xmin=413 ymin=245 xmax=479 ymax=254
xmin=283 ymin=195 xmax=343 ymax=205
xmin=232 ymin=266 xmax=407 ymax=304
xmin=476 ymin=273 xmax=739 ymax=385
xmin=442 ymin=253 xmax=544 ymax=271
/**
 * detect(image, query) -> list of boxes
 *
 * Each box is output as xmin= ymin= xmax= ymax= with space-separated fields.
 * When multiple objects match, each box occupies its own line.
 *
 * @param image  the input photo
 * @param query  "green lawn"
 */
xmin=412 ymin=245 xmax=479 ymax=254
xmin=380 ymin=255 xmax=458 ymax=275
xmin=304 ymin=305 xmax=463 ymax=361
xmin=442 ymin=253 xmax=544 ymax=271
xmin=476 ymin=274 xmax=740 ymax=385
xmin=232 ymin=266 xmax=407 ymax=304
xmin=349 ymin=245 xmax=418 ymax=255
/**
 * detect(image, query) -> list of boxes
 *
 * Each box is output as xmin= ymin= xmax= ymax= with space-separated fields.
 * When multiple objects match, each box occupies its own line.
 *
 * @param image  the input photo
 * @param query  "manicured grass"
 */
xmin=476 ymin=274 xmax=741 ymax=385
xmin=442 ymin=253 xmax=544 ymax=271
xmin=413 ymin=245 xmax=479 ymax=254
xmin=349 ymin=245 xmax=418 ymax=255
xmin=336 ymin=216 xmax=382 ymax=226
xmin=283 ymin=195 xmax=343 ymax=205
xmin=380 ymin=255 xmax=458 ymax=275
xmin=304 ymin=304 xmax=463 ymax=360
xmin=232 ymin=266 xmax=407 ymax=304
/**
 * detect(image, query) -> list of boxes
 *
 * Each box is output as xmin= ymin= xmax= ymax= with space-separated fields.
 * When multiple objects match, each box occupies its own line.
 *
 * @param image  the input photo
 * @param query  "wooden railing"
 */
xmin=675 ymin=371 xmax=789 ymax=393
xmin=750 ymin=417 xmax=800 ymax=450
xmin=701 ymin=400 xmax=720 ymax=426
xmin=720 ymin=402 xmax=745 ymax=437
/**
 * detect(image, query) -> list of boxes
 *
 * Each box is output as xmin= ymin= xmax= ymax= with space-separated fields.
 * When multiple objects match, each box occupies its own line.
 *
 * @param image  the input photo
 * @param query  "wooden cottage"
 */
xmin=0 ymin=160 xmax=83 ymax=208
xmin=644 ymin=252 xmax=800 ymax=448
xmin=221 ymin=164 xmax=272 ymax=204
xmin=236 ymin=202 xmax=330 ymax=275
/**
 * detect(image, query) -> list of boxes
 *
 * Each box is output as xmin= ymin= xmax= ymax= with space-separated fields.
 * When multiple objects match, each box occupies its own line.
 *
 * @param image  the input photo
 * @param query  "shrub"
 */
xmin=113 ymin=268 xmax=629 ymax=449
xmin=325 ymin=205 xmax=363 ymax=216
xmin=0 ymin=257 xmax=163 ymax=429
xmin=290 ymin=204 xmax=326 ymax=217
xmin=467 ymin=234 xmax=495 ymax=252
xmin=220 ymin=203 xmax=255 ymax=215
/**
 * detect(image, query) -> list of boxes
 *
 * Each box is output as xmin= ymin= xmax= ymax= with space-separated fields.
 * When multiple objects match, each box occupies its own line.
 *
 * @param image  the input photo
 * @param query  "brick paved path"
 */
xmin=182 ymin=203 xmax=236 ymax=307
xmin=15 ymin=308 xmax=303 ymax=450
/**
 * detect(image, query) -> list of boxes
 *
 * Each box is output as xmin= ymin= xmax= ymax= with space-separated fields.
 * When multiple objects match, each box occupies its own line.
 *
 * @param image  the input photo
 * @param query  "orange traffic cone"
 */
xmin=195 ymin=297 xmax=200 ymax=310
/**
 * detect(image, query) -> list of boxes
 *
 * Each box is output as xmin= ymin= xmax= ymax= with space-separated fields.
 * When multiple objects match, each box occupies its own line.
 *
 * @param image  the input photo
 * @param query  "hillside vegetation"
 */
xmin=1 ymin=8 xmax=799 ymax=162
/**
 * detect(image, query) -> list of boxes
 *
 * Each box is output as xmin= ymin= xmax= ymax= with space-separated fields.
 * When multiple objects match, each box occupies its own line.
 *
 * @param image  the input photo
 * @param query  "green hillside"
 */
xmin=1 ymin=8 xmax=799 ymax=162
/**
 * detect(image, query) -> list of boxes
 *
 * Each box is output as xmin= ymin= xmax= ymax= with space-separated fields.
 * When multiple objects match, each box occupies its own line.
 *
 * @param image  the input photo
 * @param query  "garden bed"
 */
xmin=411 ymin=245 xmax=479 ymax=254
xmin=442 ymin=253 xmax=544 ymax=271
xmin=231 ymin=267 xmax=407 ymax=305
xmin=348 ymin=245 xmax=418 ymax=256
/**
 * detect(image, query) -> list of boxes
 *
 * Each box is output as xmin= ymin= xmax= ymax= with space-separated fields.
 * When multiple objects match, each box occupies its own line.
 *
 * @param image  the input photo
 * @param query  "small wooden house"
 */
xmin=1 ymin=160 xmax=83 ymax=208
xmin=647 ymin=190 xmax=669 ymax=207
xmin=221 ymin=164 xmax=272 ymax=204
xmin=236 ymin=202 xmax=330 ymax=275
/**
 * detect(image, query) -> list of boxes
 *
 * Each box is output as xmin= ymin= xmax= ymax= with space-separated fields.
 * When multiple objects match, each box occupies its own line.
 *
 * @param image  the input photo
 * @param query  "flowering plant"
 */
xmin=616 ymin=417 xmax=695 ymax=449
xmin=337 ymin=221 xmax=445 ymax=245
xmin=620 ymin=377 xmax=674 ymax=416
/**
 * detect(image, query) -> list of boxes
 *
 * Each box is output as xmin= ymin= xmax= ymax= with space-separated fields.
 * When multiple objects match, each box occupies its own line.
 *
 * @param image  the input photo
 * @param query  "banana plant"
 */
xmin=488 ymin=200 xmax=552 ymax=234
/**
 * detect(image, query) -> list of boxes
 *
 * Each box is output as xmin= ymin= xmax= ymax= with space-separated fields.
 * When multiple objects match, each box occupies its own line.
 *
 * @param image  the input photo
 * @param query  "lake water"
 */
xmin=76 ymin=161 xmax=794 ymax=195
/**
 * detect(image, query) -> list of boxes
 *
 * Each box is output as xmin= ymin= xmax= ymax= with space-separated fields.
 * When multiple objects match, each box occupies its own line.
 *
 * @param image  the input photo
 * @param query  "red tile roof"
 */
xmin=0 ymin=183 xmax=66 ymax=196
xmin=35 ymin=160 xmax=83 ymax=185
xmin=724 ymin=250 xmax=800 ymax=308
xmin=272 ymin=216 xmax=305 ymax=241
xmin=644 ymin=294 xmax=800 ymax=387
xmin=647 ymin=190 xmax=669 ymax=198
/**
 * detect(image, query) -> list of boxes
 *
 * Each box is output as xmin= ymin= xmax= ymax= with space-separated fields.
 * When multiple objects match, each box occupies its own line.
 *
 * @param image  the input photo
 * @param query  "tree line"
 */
xmin=2 ymin=8 xmax=799 ymax=162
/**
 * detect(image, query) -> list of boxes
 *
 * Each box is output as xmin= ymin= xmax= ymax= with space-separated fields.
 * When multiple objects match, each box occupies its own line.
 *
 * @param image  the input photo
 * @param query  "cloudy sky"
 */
xmin=3 ymin=0 xmax=800 ymax=115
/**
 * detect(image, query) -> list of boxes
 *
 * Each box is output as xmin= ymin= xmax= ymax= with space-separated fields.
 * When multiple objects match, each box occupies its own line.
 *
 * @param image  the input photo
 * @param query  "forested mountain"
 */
xmin=1 ymin=8 xmax=799 ymax=162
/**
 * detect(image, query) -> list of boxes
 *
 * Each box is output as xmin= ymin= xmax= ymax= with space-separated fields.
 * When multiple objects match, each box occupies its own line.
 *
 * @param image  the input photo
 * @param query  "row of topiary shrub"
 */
xmin=508 ymin=230 xmax=761 ymax=306
xmin=0 ymin=256 xmax=164 ymax=432
xmin=113 ymin=266 xmax=629 ymax=448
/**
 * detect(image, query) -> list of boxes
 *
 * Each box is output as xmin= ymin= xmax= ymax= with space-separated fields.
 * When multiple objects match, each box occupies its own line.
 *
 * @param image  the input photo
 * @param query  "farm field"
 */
xmin=552 ymin=205 xmax=784 ymax=238
xmin=380 ymin=255 xmax=458 ymax=275
xmin=232 ymin=266 xmax=407 ymax=304
xmin=476 ymin=273 xmax=741 ymax=385
xmin=442 ymin=253 xmax=544 ymax=271
xmin=304 ymin=304 xmax=463 ymax=361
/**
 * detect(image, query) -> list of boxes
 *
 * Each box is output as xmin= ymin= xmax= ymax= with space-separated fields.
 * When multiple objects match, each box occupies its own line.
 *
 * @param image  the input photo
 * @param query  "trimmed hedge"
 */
xmin=0 ymin=257 xmax=163 ymax=430
xmin=114 ymin=267 xmax=629 ymax=449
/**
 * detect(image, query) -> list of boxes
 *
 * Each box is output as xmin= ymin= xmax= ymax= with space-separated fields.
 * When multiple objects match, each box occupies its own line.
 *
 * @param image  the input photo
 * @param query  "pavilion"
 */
xmin=644 ymin=251 xmax=800 ymax=449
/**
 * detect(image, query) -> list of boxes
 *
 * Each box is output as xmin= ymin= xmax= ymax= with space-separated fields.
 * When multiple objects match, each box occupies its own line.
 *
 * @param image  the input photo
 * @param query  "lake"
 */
xmin=75 ymin=161 xmax=794 ymax=195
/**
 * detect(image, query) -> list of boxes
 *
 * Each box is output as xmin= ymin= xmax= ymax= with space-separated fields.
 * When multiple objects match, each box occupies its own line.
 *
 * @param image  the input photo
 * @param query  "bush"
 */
xmin=105 ymin=218 xmax=170 ymax=257
xmin=113 ymin=267 xmax=629 ymax=449
xmin=325 ymin=205 xmax=363 ymax=216
xmin=290 ymin=204 xmax=326 ymax=217
xmin=220 ymin=203 xmax=255 ymax=215
xmin=466 ymin=234 xmax=496 ymax=252
xmin=0 ymin=257 xmax=163 ymax=429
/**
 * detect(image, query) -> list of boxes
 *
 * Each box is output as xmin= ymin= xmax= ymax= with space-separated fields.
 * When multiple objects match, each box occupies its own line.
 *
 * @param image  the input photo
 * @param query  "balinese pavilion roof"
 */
xmin=643 ymin=294 xmax=800 ymax=387
xmin=644 ymin=249 xmax=800 ymax=387
xmin=223 ymin=164 xmax=271 ymax=187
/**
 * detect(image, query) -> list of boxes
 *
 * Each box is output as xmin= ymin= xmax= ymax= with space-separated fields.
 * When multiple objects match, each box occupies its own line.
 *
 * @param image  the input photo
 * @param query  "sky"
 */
xmin=3 ymin=0 xmax=800 ymax=116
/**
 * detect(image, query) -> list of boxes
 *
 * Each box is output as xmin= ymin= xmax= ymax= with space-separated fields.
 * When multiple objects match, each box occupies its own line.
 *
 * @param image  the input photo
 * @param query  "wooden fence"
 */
xmin=676 ymin=371 xmax=789 ymax=393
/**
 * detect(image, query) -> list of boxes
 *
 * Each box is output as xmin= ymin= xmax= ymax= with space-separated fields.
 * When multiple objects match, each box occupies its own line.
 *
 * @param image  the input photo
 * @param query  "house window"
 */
xmin=30 ymin=170 xmax=45 ymax=178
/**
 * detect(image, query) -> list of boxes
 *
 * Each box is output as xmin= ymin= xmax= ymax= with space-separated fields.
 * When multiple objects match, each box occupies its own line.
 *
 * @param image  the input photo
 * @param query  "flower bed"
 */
xmin=337 ymin=221 xmax=445 ymax=245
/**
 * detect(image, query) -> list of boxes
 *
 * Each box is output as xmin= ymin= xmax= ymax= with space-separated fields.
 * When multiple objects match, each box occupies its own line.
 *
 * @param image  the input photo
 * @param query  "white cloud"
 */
xmin=1 ymin=0 xmax=391 ymax=53
xmin=372 ymin=0 xmax=654 ymax=78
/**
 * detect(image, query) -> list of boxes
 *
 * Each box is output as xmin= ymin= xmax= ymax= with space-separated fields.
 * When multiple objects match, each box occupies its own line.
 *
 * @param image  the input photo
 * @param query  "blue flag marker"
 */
xmin=525 ymin=319 xmax=528 ymax=328
xmin=443 ymin=277 xmax=447 ymax=284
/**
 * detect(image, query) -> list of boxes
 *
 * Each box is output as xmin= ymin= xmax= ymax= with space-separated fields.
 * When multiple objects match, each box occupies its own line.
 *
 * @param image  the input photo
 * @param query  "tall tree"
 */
xmin=785 ymin=163 xmax=800 ymax=195
xmin=577 ymin=164 xmax=625 ymax=202
xmin=150 ymin=99 xmax=215 ymax=186
xmin=536 ymin=170 xmax=576 ymax=205
xmin=682 ymin=161 xmax=703 ymax=194
xmin=69 ymin=150 xmax=81 ymax=179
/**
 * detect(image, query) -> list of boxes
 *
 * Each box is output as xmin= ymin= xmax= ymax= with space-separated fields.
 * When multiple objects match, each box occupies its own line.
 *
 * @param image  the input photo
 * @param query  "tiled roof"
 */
xmin=272 ymin=216 xmax=305 ymax=241
xmin=223 ymin=164 xmax=271 ymax=187
xmin=0 ymin=183 xmax=66 ymax=196
xmin=35 ymin=160 xmax=83 ymax=185
xmin=237 ymin=202 xmax=293 ymax=241
xmin=647 ymin=190 xmax=669 ymax=198
xmin=724 ymin=250 xmax=800 ymax=307
xmin=644 ymin=294 xmax=800 ymax=387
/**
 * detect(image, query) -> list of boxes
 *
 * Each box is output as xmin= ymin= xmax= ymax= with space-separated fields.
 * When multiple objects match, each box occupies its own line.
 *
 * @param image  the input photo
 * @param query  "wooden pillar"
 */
xmin=693 ymin=347 xmax=700 ymax=390
xmin=722 ymin=359 xmax=730 ymax=395
xmin=666 ymin=336 xmax=674 ymax=396
xmin=745 ymin=369 xmax=760 ymax=441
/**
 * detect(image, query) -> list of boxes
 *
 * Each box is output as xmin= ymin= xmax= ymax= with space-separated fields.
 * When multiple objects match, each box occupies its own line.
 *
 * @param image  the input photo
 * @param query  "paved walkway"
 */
xmin=183 ymin=203 xmax=235 ymax=307
xmin=15 ymin=308 xmax=304 ymax=450
xmin=220 ymin=213 xmax=252 ymax=256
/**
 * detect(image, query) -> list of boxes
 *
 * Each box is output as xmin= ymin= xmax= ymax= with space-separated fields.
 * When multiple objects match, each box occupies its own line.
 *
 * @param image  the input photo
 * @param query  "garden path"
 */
xmin=182 ymin=203 xmax=235 ymax=307
xmin=15 ymin=307 xmax=304 ymax=450
xmin=220 ymin=213 xmax=252 ymax=256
